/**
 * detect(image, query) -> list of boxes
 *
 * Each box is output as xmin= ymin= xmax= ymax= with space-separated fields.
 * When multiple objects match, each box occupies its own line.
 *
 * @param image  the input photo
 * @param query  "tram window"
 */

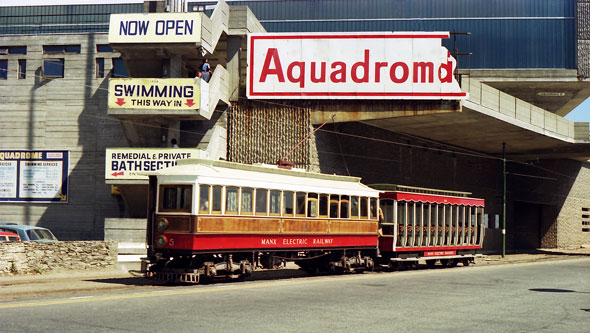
xmin=270 ymin=190 xmax=281 ymax=216
xmin=307 ymin=193 xmax=318 ymax=217
xmin=159 ymin=185 xmax=192 ymax=212
xmin=397 ymin=201 xmax=406 ymax=225
xmin=340 ymin=195 xmax=349 ymax=219
xmin=199 ymin=185 xmax=210 ymax=214
xmin=380 ymin=199 xmax=394 ymax=223
xmin=360 ymin=197 xmax=368 ymax=218
xmin=225 ymin=187 xmax=238 ymax=214
xmin=329 ymin=195 xmax=339 ymax=218
xmin=350 ymin=197 xmax=359 ymax=218
xmin=295 ymin=192 xmax=306 ymax=217
xmin=256 ymin=189 xmax=268 ymax=215
xmin=319 ymin=194 xmax=329 ymax=218
xmin=241 ymin=188 xmax=253 ymax=215
xmin=212 ymin=186 xmax=222 ymax=214
xmin=370 ymin=198 xmax=378 ymax=220
xmin=283 ymin=191 xmax=294 ymax=216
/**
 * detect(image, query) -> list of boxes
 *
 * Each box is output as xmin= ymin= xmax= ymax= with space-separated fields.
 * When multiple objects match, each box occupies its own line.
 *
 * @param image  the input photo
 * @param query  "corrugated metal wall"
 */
xmin=0 ymin=4 xmax=143 ymax=34
xmin=0 ymin=0 xmax=577 ymax=69
xmin=231 ymin=0 xmax=576 ymax=69
xmin=578 ymin=0 xmax=590 ymax=77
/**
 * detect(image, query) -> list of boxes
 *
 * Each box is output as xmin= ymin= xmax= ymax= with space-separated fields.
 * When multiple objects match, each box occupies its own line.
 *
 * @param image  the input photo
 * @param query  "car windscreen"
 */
xmin=26 ymin=229 xmax=57 ymax=240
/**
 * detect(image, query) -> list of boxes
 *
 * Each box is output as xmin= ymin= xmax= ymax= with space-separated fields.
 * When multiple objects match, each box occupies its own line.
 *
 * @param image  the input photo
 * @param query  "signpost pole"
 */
xmin=502 ymin=142 xmax=506 ymax=258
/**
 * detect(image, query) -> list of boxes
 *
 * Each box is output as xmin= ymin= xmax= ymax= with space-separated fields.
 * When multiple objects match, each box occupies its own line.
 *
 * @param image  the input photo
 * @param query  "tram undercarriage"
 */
xmin=144 ymin=248 xmax=376 ymax=283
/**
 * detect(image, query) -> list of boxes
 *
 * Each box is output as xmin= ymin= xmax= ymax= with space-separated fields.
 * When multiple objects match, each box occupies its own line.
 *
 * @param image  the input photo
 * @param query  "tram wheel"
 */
xmin=462 ymin=259 xmax=470 ymax=267
xmin=447 ymin=259 xmax=458 ymax=267
xmin=426 ymin=259 xmax=437 ymax=267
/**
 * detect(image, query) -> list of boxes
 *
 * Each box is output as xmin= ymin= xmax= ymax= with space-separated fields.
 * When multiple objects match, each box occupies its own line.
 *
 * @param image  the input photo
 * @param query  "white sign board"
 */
xmin=108 ymin=12 xmax=202 ymax=44
xmin=106 ymin=148 xmax=207 ymax=180
xmin=247 ymin=32 xmax=467 ymax=100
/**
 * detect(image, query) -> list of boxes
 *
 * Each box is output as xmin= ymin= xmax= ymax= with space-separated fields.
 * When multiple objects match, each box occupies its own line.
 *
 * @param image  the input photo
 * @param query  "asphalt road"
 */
xmin=1 ymin=258 xmax=589 ymax=332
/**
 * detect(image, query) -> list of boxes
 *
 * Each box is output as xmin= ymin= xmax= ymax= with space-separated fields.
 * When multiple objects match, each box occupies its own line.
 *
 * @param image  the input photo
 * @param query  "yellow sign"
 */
xmin=108 ymin=13 xmax=202 ymax=44
xmin=108 ymin=78 xmax=201 ymax=110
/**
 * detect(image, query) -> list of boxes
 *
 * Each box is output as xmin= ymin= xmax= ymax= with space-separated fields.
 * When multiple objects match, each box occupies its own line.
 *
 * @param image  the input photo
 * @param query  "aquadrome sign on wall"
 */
xmin=247 ymin=32 xmax=467 ymax=100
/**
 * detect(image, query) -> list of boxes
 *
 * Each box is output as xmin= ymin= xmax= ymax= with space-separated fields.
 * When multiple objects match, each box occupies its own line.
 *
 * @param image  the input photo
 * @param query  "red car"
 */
xmin=0 ymin=231 xmax=21 ymax=242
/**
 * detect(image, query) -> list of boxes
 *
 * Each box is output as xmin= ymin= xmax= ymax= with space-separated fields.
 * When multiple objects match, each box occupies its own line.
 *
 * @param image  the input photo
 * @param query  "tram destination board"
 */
xmin=0 ymin=150 xmax=69 ymax=203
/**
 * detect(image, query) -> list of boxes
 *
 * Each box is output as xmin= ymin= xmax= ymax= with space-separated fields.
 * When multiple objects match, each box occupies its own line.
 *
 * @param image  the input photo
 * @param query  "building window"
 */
xmin=43 ymin=58 xmax=64 ymax=78
xmin=0 ymin=46 xmax=27 ymax=55
xmin=112 ymin=58 xmax=128 ymax=78
xmin=18 ymin=59 xmax=26 ymax=79
xmin=583 ymin=207 xmax=590 ymax=232
xmin=43 ymin=45 xmax=81 ymax=54
xmin=96 ymin=58 xmax=104 ymax=78
xmin=96 ymin=44 xmax=114 ymax=53
xmin=0 ymin=60 xmax=7 ymax=80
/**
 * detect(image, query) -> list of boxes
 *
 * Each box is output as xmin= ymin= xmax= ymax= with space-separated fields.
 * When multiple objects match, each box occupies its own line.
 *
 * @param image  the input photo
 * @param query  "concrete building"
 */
xmin=0 ymin=0 xmax=589 ymax=251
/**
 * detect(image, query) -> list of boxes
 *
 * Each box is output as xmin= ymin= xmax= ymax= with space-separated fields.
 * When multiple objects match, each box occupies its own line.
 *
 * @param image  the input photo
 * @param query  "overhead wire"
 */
xmin=5 ymin=59 xmax=580 ymax=181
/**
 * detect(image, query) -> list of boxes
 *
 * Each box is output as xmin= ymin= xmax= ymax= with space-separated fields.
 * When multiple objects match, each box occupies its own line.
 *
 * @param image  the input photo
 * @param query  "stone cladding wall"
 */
xmin=0 ymin=241 xmax=117 ymax=275
xmin=556 ymin=163 xmax=590 ymax=247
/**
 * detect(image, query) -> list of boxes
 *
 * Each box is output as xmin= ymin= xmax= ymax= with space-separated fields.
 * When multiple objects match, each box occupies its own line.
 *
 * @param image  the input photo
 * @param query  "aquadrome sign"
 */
xmin=247 ymin=32 xmax=467 ymax=100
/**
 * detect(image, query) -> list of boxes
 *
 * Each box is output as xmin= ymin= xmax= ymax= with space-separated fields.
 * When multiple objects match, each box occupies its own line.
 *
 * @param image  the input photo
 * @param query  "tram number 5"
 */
xmin=169 ymin=238 xmax=174 ymax=246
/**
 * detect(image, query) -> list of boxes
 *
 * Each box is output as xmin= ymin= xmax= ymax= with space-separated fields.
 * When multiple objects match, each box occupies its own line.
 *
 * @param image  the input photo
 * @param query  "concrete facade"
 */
xmin=0 ymin=33 xmax=127 ymax=240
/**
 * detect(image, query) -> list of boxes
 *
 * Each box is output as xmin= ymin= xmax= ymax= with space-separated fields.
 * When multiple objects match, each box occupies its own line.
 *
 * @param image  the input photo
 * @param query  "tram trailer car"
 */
xmin=144 ymin=159 xmax=381 ymax=283
xmin=374 ymin=185 xmax=485 ymax=269
xmin=143 ymin=159 xmax=485 ymax=283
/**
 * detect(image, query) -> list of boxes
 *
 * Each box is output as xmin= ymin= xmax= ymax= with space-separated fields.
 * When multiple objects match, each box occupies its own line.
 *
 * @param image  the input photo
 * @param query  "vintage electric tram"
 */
xmin=143 ymin=159 xmax=485 ymax=283
xmin=144 ymin=158 xmax=381 ymax=282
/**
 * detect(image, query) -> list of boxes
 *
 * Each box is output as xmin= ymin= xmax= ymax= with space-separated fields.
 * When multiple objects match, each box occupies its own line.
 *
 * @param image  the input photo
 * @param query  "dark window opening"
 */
xmin=96 ymin=44 xmax=114 ymax=53
xmin=0 ymin=60 xmax=7 ymax=80
xmin=43 ymin=45 xmax=81 ymax=54
xmin=0 ymin=46 xmax=27 ymax=54
xmin=112 ymin=58 xmax=128 ymax=78
xmin=43 ymin=59 xmax=64 ymax=78
xmin=96 ymin=58 xmax=104 ymax=78
xmin=18 ymin=59 xmax=26 ymax=79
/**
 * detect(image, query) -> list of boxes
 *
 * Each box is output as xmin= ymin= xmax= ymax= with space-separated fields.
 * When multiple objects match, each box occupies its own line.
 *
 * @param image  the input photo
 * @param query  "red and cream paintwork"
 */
xmin=148 ymin=158 xmax=380 ymax=254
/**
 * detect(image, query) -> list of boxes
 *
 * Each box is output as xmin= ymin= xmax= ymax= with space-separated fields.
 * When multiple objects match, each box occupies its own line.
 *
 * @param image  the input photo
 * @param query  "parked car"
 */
xmin=0 ymin=231 xmax=20 ymax=242
xmin=0 ymin=225 xmax=58 ymax=242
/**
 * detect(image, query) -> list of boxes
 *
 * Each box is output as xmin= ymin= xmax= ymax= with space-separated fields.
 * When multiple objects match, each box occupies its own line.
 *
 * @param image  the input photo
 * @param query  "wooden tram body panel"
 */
xmin=376 ymin=186 xmax=485 ymax=262
xmin=155 ymin=215 xmax=378 ymax=252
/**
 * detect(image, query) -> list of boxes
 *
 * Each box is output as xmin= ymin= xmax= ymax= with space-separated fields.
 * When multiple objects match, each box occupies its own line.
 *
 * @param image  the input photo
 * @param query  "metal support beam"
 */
xmin=502 ymin=142 xmax=506 ymax=258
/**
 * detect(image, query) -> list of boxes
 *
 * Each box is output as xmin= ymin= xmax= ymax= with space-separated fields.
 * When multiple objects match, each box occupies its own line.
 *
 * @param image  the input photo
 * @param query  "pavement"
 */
xmin=1 ymin=248 xmax=589 ymax=300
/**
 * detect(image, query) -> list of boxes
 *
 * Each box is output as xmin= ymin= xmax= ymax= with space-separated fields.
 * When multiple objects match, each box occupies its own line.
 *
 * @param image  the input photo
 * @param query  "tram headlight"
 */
xmin=156 ymin=235 xmax=168 ymax=247
xmin=156 ymin=217 xmax=169 ymax=232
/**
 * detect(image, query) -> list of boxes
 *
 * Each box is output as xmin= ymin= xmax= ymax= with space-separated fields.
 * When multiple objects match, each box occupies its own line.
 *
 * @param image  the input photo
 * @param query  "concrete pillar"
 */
xmin=169 ymin=55 xmax=183 ymax=78
xmin=167 ymin=119 xmax=181 ymax=147
xmin=226 ymin=36 xmax=242 ymax=102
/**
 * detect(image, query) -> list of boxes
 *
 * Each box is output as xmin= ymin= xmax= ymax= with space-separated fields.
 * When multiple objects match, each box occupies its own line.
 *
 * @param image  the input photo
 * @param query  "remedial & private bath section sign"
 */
xmin=247 ymin=32 xmax=467 ymax=100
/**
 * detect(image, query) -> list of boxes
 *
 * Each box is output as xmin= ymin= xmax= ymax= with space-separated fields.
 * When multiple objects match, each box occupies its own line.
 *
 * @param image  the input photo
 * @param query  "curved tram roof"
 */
xmin=147 ymin=159 xmax=380 ymax=198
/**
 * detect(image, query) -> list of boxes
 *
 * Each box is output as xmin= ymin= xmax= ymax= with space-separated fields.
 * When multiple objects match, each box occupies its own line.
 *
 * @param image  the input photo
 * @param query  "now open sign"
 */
xmin=108 ymin=12 xmax=202 ymax=44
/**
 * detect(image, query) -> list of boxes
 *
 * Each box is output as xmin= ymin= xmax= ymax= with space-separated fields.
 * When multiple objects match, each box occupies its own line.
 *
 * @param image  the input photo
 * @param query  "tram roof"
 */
xmin=147 ymin=158 xmax=380 ymax=197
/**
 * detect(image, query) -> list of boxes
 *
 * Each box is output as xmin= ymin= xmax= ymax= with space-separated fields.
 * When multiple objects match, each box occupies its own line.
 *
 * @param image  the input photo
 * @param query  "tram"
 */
xmin=374 ymin=185 xmax=485 ymax=268
xmin=144 ymin=158 xmax=381 ymax=283
xmin=142 ymin=159 xmax=485 ymax=283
